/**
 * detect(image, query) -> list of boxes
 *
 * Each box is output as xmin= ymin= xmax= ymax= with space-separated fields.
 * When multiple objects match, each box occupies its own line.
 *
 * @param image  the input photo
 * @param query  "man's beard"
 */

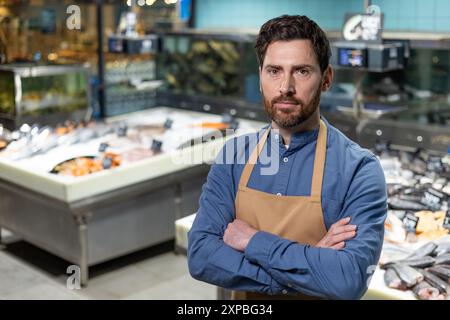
xmin=263 ymin=86 xmax=321 ymax=128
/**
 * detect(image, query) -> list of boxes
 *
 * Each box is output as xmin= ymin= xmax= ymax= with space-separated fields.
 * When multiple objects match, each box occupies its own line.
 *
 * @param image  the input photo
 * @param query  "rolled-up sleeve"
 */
xmin=244 ymin=154 xmax=387 ymax=300
xmin=187 ymin=140 xmax=286 ymax=295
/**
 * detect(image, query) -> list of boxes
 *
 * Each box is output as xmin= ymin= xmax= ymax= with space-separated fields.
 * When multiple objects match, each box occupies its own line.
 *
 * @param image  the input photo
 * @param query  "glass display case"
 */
xmin=104 ymin=53 xmax=160 ymax=117
xmin=156 ymin=31 xmax=450 ymax=153
xmin=0 ymin=63 xmax=91 ymax=129
xmin=161 ymin=34 xmax=241 ymax=97
xmin=326 ymin=47 xmax=450 ymax=153
xmin=156 ymin=31 xmax=266 ymax=121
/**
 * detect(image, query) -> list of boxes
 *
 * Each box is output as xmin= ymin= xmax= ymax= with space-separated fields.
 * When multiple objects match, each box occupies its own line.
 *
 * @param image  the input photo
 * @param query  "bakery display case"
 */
xmin=0 ymin=63 xmax=91 ymax=130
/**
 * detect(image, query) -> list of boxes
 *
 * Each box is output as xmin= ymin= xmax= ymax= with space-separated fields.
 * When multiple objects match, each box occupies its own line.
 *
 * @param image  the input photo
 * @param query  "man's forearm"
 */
xmin=245 ymin=231 xmax=369 ymax=299
xmin=188 ymin=229 xmax=287 ymax=295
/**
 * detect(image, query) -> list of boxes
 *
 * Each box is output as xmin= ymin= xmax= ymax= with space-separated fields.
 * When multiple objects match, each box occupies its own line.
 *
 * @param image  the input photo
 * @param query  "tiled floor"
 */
xmin=0 ymin=229 xmax=216 ymax=300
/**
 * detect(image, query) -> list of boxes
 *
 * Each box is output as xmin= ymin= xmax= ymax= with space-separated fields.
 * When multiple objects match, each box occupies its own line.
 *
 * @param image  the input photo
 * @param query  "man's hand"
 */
xmin=316 ymin=217 xmax=357 ymax=250
xmin=223 ymin=219 xmax=258 ymax=252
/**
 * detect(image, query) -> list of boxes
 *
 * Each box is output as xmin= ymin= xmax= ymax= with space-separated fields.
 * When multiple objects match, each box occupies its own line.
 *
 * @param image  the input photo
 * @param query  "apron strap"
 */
xmin=310 ymin=119 xmax=328 ymax=199
xmin=238 ymin=119 xmax=328 ymax=194
xmin=238 ymin=128 xmax=270 ymax=188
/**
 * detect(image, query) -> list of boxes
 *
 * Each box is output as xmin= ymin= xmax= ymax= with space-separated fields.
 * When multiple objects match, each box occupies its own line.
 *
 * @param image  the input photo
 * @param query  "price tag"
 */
xmin=151 ymin=139 xmax=163 ymax=152
xmin=164 ymin=118 xmax=173 ymax=129
xmin=444 ymin=213 xmax=450 ymax=230
xmin=402 ymin=212 xmax=419 ymax=232
xmin=444 ymin=200 xmax=450 ymax=230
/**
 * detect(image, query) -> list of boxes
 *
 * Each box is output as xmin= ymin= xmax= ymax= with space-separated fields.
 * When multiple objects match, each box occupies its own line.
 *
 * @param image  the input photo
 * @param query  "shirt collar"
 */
xmin=268 ymin=116 xmax=328 ymax=152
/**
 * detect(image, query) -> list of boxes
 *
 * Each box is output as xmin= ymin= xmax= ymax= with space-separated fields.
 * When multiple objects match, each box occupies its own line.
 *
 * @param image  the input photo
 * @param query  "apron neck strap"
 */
xmin=238 ymin=128 xmax=270 ymax=188
xmin=310 ymin=119 xmax=327 ymax=198
xmin=238 ymin=119 xmax=328 ymax=194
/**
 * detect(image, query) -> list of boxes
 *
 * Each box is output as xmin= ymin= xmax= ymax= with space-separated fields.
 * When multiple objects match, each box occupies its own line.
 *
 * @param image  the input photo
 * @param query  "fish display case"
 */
xmin=0 ymin=106 xmax=265 ymax=285
xmin=321 ymin=45 xmax=450 ymax=154
xmin=156 ymin=30 xmax=267 ymax=122
xmin=0 ymin=64 xmax=91 ymax=130
xmin=356 ymin=103 xmax=450 ymax=154
xmin=154 ymin=30 xmax=372 ymax=142
xmin=363 ymin=144 xmax=450 ymax=300
xmin=104 ymin=53 xmax=161 ymax=117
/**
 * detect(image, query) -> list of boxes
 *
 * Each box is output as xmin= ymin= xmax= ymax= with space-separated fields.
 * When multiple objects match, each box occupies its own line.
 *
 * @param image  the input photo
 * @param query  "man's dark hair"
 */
xmin=255 ymin=15 xmax=331 ymax=73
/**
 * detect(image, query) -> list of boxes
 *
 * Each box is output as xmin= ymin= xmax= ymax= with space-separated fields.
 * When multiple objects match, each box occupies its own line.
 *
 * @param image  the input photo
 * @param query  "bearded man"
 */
xmin=188 ymin=15 xmax=387 ymax=300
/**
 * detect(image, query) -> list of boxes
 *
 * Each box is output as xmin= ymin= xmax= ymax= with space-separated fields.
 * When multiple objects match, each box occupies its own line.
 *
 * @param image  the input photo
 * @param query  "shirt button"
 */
xmin=275 ymin=134 xmax=279 ymax=140
xmin=276 ymin=193 xmax=282 ymax=196
xmin=282 ymin=289 xmax=288 ymax=295
xmin=283 ymin=157 xmax=289 ymax=163
xmin=287 ymin=284 xmax=293 ymax=288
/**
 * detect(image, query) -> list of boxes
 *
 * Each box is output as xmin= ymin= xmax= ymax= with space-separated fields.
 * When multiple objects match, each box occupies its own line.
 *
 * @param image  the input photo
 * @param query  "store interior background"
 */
xmin=1 ymin=0 xmax=450 ymax=128
xmin=0 ymin=0 xmax=449 ymax=300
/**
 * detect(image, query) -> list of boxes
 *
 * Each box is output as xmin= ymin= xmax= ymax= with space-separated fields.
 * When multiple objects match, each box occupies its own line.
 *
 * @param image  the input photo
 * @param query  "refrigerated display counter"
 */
xmin=0 ymin=63 xmax=91 ymax=130
xmin=0 ymin=106 xmax=265 ymax=285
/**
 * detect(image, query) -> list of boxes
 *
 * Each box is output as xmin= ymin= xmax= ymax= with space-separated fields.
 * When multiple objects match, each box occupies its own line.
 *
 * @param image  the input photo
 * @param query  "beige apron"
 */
xmin=231 ymin=120 xmax=328 ymax=300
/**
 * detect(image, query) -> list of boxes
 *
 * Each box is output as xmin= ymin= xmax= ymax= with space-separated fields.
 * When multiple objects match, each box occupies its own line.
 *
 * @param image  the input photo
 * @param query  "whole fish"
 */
xmin=435 ymin=253 xmax=450 ymax=265
xmin=388 ymin=198 xmax=428 ymax=211
xmin=427 ymin=266 xmax=450 ymax=282
xmin=434 ymin=242 xmax=450 ymax=256
xmin=438 ymin=265 xmax=450 ymax=270
xmin=398 ymin=195 xmax=422 ymax=202
xmin=379 ymin=244 xmax=413 ymax=266
xmin=382 ymin=256 xmax=435 ymax=269
xmin=417 ymin=269 xmax=450 ymax=294
xmin=391 ymin=264 xmax=424 ymax=288
xmin=412 ymin=281 xmax=442 ymax=300
xmin=384 ymin=268 xmax=407 ymax=290
xmin=405 ymin=242 xmax=438 ymax=259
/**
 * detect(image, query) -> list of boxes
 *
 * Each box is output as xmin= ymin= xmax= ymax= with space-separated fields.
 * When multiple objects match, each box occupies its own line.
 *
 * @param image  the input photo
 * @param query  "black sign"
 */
xmin=419 ymin=187 xmax=446 ymax=211
xmin=444 ymin=212 xmax=450 ymax=230
xmin=445 ymin=200 xmax=450 ymax=230
xmin=151 ymin=139 xmax=163 ymax=152
xmin=164 ymin=118 xmax=173 ymax=129
xmin=98 ymin=142 xmax=109 ymax=152
xmin=117 ymin=124 xmax=128 ymax=137
xmin=403 ymin=212 xmax=419 ymax=232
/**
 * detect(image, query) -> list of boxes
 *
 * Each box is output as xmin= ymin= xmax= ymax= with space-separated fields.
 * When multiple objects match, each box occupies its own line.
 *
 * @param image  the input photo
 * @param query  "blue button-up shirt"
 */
xmin=188 ymin=117 xmax=387 ymax=300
